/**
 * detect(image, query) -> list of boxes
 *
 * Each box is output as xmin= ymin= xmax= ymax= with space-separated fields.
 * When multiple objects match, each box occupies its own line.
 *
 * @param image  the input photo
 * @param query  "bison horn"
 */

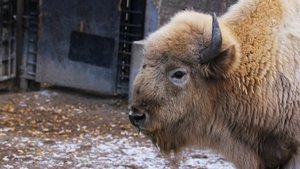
xmin=198 ymin=13 xmax=223 ymax=64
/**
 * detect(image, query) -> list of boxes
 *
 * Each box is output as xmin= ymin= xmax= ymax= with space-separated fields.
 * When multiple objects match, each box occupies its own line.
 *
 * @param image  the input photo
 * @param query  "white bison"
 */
xmin=129 ymin=0 xmax=300 ymax=168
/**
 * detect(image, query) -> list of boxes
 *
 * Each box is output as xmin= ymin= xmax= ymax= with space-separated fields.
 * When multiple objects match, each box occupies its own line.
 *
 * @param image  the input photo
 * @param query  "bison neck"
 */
xmin=217 ymin=0 xmax=300 ymax=132
xmin=220 ymin=0 xmax=282 ymax=91
xmin=208 ymin=0 xmax=300 ymax=168
xmin=221 ymin=0 xmax=300 ymax=88
xmin=209 ymin=72 xmax=300 ymax=168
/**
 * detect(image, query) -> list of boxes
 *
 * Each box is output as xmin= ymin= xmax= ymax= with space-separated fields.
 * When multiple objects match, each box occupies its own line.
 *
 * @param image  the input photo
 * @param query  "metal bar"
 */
xmin=7 ymin=36 xmax=12 ymax=77
xmin=119 ymin=40 xmax=133 ymax=44
xmin=27 ymin=21 xmax=38 ymax=26
xmin=0 ymin=76 xmax=12 ymax=81
xmin=28 ymin=50 xmax=37 ymax=55
xmin=121 ymin=10 xmax=143 ymax=14
xmin=27 ymin=71 xmax=36 ymax=75
xmin=120 ymin=23 xmax=142 ymax=28
xmin=29 ymin=12 xmax=38 ymax=16
xmin=16 ymin=0 xmax=25 ymax=86
xmin=118 ymin=51 xmax=131 ymax=55
xmin=117 ymin=84 xmax=129 ymax=88
xmin=1 ymin=56 xmax=15 ymax=61
xmin=120 ymin=32 xmax=142 ymax=38
xmin=7 ymin=18 xmax=15 ymax=77
xmin=119 ymin=74 xmax=129 ymax=78
xmin=28 ymin=28 xmax=38 ymax=32
xmin=117 ymin=63 xmax=130 ymax=67
xmin=2 ymin=21 xmax=15 ymax=25
xmin=27 ymin=61 xmax=36 ymax=65
xmin=0 ymin=1 xmax=11 ymax=6
xmin=28 ymin=40 xmax=36 ymax=43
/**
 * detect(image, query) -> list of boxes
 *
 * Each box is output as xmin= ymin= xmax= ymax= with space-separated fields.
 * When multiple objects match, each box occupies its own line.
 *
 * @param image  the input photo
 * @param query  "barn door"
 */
xmin=20 ymin=0 xmax=39 ymax=88
xmin=35 ymin=0 xmax=122 ymax=94
xmin=36 ymin=0 xmax=146 ymax=95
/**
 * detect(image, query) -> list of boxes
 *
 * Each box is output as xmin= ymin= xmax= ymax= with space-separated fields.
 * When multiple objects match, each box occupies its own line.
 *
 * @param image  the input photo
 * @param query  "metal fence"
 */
xmin=0 ymin=0 xmax=16 ymax=82
xmin=117 ymin=0 xmax=146 ymax=94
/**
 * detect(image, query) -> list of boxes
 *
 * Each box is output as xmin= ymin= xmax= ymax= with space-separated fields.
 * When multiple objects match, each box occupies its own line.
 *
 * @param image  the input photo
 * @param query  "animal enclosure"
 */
xmin=0 ymin=0 xmax=237 ymax=95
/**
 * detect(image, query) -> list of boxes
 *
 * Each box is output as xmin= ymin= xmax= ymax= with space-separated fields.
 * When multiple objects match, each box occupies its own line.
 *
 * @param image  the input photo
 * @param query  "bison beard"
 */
xmin=129 ymin=0 xmax=300 ymax=169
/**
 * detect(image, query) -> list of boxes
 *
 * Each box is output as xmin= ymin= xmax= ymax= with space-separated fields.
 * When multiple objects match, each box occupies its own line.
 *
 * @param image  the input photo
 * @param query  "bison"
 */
xmin=128 ymin=0 xmax=300 ymax=168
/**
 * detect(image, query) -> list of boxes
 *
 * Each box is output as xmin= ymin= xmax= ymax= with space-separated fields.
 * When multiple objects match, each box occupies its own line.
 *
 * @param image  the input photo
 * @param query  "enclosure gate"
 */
xmin=21 ymin=0 xmax=39 ymax=81
xmin=34 ymin=0 xmax=147 ymax=95
xmin=0 ymin=0 xmax=146 ymax=94
xmin=0 ymin=0 xmax=17 ymax=83
xmin=0 ymin=0 xmax=39 ymax=89
xmin=117 ymin=0 xmax=146 ymax=94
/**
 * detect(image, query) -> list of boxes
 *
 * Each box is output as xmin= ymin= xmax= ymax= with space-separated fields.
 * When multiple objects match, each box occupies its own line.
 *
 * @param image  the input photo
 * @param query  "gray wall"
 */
xmin=36 ymin=0 xmax=120 ymax=95
xmin=144 ymin=0 xmax=238 ymax=36
xmin=159 ymin=0 xmax=238 ymax=25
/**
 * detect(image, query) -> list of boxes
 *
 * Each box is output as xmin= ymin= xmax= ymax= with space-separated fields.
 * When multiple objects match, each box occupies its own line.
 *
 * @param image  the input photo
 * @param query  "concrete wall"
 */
xmin=129 ymin=41 xmax=144 ymax=102
xmin=144 ymin=0 xmax=237 ymax=37
xmin=159 ymin=0 xmax=237 ymax=25
xmin=36 ymin=0 xmax=120 ymax=95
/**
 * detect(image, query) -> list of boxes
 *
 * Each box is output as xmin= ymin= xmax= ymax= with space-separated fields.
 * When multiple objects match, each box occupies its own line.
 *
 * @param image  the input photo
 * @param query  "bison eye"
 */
xmin=168 ymin=68 xmax=189 ymax=86
xmin=172 ymin=71 xmax=185 ymax=79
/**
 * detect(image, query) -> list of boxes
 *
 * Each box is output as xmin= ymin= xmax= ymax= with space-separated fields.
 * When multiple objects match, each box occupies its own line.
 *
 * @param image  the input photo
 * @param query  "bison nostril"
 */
xmin=129 ymin=112 xmax=146 ymax=128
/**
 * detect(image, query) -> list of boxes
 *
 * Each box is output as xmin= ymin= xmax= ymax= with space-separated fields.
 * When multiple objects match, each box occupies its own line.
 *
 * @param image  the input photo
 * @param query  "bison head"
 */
xmin=129 ymin=11 xmax=241 ymax=153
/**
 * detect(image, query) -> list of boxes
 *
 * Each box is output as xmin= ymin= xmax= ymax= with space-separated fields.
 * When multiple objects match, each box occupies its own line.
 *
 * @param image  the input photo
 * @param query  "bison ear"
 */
xmin=198 ymin=13 xmax=240 ymax=79
xmin=199 ymin=45 xmax=238 ymax=78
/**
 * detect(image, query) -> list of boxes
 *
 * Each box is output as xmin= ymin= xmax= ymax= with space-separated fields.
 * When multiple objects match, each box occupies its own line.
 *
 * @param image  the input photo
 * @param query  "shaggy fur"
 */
xmin=130 ymin=0 xmax=300 ymax=168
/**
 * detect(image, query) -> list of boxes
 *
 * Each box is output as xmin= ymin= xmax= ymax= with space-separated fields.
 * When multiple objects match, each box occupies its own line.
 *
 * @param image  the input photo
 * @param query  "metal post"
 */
xmin=16 ymin=0 xmax=28 ymax=89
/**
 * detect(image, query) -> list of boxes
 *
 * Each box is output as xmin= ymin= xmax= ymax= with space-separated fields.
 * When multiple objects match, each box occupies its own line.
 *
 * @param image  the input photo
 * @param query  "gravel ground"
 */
xmin=0 ymin=89 xmax=235 ymax=169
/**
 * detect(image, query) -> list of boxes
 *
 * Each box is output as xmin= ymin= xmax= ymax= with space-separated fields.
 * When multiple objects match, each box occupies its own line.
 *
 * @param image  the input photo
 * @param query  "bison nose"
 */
xmin=128 ymin=109 xmax=146 ymax=128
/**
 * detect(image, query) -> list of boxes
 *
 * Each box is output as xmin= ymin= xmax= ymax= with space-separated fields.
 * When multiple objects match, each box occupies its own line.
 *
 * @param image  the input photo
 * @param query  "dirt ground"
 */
xmin=0 ymin=88 xmax=234 ymax=169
